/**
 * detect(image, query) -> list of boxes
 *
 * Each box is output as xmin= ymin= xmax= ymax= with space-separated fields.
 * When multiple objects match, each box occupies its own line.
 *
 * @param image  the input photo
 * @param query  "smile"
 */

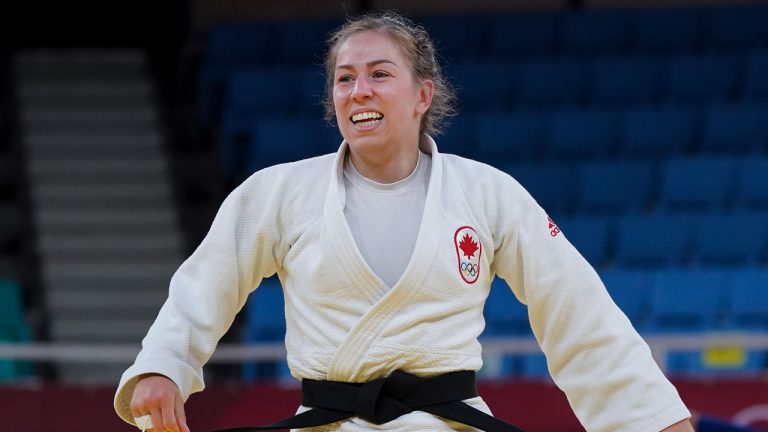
xmin=350 ymin=111 xmax=384 ymax=126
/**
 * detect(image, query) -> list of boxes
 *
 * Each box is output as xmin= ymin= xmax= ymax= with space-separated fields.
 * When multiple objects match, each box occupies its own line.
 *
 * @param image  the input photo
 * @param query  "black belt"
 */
xmin=212 ymin=370 xmax=525 ymax=431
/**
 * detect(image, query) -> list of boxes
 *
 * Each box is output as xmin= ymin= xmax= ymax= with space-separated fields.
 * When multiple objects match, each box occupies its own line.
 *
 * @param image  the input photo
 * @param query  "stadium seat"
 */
xmin=736 ymin=157 xmax=768 ymax=209
xmin=472 ymin=112 xmax=545 ymax=164
xmin=648 ymin=269 xmax=726 ymax=332
xmin=744 ymin=51 xmax=768 ymax=101
xmin=700 ymin=104 xmax=768 ymax=154
xmin=726 ymin=269 xmax=768 ymax=330
xmin=246 ymin=117 xmax=331 ymax=172
xmin=490 ymin=13 xmax=560 ymax=58
xmin=704 ymin=5 xmax=768 ymax=51
xmin=0 ymin=278 xmax=33 ymax=381
xmin=629 ymin=8 xmax=704 ymax=53
xmin=615 ymin=214 xmax=692 ymax=268
xmin=419 ymin=15 xmax=491 ymax=61
xmin=484 ymin=278 xmax=530 ymax=337
xmin=576 ymin=160 xmax=655 ymax=214
xmin=600 ymin=270 xmax=651 ymax=330
xmin=560 ymin=10 xmax=630 ymax=55
xmin=663 ymin=54 xmax=737 ymax=104
xmin=659 ymin=157 xmax=736 ymax=212
xmin=224 ymin=68 xmax=296 ymax=119
xmin=546 ymin=109 xmax=620 ymax=160
xmin=589 ymin=55 xmax=663 ymax=107
xmin=438 ymin=114 xmax=475 ymax=156
xmin=296 ymin=65 xmax=330 ymax=118
xmin=503 ymin=163 xmax=576 ymax=215
xmin=242 ymin=277 xmax=289 ymax=382
xmin=557 ymin=215 xmax=612 ymax=267
xmin=447 ymin=61 xmax=515 ymax=112
xmin=692 ymin=211 xmax=768 ymax=266
xmin=274 ymin=19 xmax=340 ymax=65
xmin=514 ymin=58 xmax=588 ymax=109
xmin=0 ymin=204 xmax=21 ymax=254
xmin=620 ymin=107 xmax=696 ymax=159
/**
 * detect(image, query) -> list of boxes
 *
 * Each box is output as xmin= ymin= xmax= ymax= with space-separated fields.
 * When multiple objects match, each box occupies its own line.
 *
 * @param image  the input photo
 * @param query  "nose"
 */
xmin=351 ymin=76 xmax=373 ymax=102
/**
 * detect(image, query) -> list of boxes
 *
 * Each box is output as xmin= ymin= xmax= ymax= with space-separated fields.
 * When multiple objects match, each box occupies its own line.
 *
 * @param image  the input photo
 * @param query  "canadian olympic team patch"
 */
xmin=454 ymin=226 xmax=482 ymax=284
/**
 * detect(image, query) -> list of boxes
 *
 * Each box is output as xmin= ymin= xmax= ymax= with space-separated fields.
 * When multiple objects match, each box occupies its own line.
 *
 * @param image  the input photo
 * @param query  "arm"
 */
xmin=114 ymin=174 xmax=285 ymax=428
xmin=490 ymin=178 xmax=690 ymax=432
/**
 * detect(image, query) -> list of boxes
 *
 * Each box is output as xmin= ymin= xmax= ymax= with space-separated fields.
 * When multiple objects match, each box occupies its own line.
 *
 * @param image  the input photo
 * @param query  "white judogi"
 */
xmin=114 ymin=137 xmax=690 ymax=432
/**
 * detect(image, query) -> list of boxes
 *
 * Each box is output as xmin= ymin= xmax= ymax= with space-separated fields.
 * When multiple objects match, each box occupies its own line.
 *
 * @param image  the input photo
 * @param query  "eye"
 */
xmin=372 ymin=71 xmax=389 ymax=79
xmin=336 ymin=74 xmax=354 ymax=83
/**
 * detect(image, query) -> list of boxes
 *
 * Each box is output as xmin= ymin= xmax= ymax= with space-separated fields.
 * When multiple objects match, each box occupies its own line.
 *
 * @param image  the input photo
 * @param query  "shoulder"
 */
xmin=439 ymin=153 xmax=533 ymax=202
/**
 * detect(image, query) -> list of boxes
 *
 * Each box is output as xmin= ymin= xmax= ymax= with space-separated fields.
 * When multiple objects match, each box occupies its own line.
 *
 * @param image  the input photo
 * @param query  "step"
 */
xmin=56 ymin=363 xmax=134 ymax=385
xmin=26 ymin=132 xmax=161 ymax=153
xmin=15 ymin=49 xmax=148 ymax=76
xmin=40 ymin=234 xmax=182 ymax=253
xmin=33 ymin=183 xmax=171 ymax=201
xmin=40 ymin=245 xmax=183 ymax=262
xmin=35 ymin=208 xmax=176 ymax=227
xmin=42 ymin=261 xmax=180 ymax=280
xmin=47 ymin=288 xmax=168 ymax=311
xmin=21 ymin=107 xmax=158 ymax=128
xmin=20 ymin=81 xmax=153 ymax=102
xmin=29 ymin=158 xmax=167 ymax=176
xmin=21 ymin=122 xmax=162 ymax=136
xmin=50 ymin=316 xmax=156 ymax=343
xmin=47 ymin=276 xmax=173 ymax=293
xmin=37 ymin=218 xmax=178 ymax=237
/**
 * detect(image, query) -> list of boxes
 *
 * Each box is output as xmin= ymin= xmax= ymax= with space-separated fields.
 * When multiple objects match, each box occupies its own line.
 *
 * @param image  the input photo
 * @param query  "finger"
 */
xmin=161 ymin=395 xmax=181 ymax=432
xmin=175 ymin=395 xmax=191 ymax=432
xmin=149 ymin=406 xmax=164 ymax=432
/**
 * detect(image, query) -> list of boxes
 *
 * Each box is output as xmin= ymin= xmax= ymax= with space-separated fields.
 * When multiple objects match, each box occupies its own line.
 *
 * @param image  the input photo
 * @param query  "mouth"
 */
xmin=350 ymin=111 xmax=384 ymax=128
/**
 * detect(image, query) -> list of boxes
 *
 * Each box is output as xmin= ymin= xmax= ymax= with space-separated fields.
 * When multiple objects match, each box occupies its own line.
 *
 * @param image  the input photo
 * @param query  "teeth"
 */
xmin=351 ymin=112 xmax=383 ymax=122
xmin=356 ymin=119 xmax=379 ymax=127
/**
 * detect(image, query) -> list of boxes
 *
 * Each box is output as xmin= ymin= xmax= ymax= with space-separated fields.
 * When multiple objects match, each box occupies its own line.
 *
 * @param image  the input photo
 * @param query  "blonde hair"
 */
xmin=323 ymin=11 xmax=457 ymax=138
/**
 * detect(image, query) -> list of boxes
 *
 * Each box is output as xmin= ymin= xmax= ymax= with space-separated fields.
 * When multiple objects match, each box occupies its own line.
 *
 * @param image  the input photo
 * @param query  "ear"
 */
xmin=415 ymin=79 xmax=435 ymax=115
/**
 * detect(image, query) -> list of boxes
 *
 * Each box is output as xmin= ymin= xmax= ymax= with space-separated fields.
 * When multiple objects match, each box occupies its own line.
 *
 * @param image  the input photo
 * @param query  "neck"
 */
xmin=348 ymin=145 xmax=420 ymax=184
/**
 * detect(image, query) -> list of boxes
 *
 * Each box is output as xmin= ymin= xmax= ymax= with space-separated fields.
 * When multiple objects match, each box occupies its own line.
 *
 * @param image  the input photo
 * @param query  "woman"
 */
xmin=115 ymin=11 xmax=694 ymax=432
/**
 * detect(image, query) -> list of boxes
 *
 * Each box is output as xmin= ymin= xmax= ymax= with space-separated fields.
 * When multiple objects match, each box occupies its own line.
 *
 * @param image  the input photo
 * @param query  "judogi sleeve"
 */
xmin=113 ymin=172 xmax=286 ymax=426
xmin=490 ymin=177 xmax=690 ymax=432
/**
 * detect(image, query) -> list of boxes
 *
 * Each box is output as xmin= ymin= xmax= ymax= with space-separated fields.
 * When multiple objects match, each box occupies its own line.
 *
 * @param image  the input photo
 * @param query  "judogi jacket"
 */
xmin=114 ymin=137 xmax=690 ymax=431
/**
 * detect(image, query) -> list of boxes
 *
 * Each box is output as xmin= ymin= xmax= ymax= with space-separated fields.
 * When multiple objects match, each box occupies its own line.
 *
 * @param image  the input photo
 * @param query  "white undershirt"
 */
xmin=343 ymin=150 xmax=431 ymax=288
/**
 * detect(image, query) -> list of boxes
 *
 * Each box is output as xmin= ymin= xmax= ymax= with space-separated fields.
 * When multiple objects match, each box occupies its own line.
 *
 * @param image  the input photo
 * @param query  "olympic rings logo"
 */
xmin=461 ymin=261 xmax=478 ymax=277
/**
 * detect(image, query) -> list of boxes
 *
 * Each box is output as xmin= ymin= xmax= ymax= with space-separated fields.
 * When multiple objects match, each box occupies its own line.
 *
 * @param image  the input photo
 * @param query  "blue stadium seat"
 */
xmin=484 ymin=278 xmax=530 ymax=336
xmin=589 ymin=56 xmax=663 ymax=107
xmin=600 ymin=270 xmax=651 ymax=330
xmin=296 ymin=65 xmax=329 ymax=118
xmin=560 ymin=10 xmax=630 ymax=55
xmin=692 ymin=211 xmax=768 ymax=266
xmin=242 ymin=277 xmax=289 ymax=382
xmin=515 ymin=58 xmax=588 ymax=109
xmin=490 ymin=13 xmax=560 ymax=58
xmin=205 ymin=22 xmax=276 ymax=65
xmin=224 ymin=68 xmax=296 ymax=119
xmin=546 ymin=110 xmax=620 ymax=160
xmin=726 ymin=269 xmax=768 ymax=330
xmin=557 ymin=215 xmax=612 ymax=267
xmin=744 ymin=51 xmax=768 ymax=101
xmin=0 ymin=278 xmax=33 ymax=381
xmin=736 ymin=157 xmax=768 ymax=209
xmin=275 ymin=19 xmax=340 ymax=65
xmin=503 ymin=163 xmax=576 ymax=215
xmin=615 ymin=214 xmax=692 ymax=268
xmin=700 ymin=104 xmax=768 ymax=154
xmin=419 ymin=15 xmax=491 ymax=61
xmin=576 ymin=160 xmax=655 ymax=214
xmin=629 ymin=8 xmax=704 ymax=53
xmin=246 ymin=117 xmax=330 ymax=172
xmin=447 ymin=61 xmax=515 ymax=111
xmin=620 ymin=107 xmax=696 ymax=159
xmin=438 ymin=114 xmax=475 ymax=156
xmin=649 ymin=269 xmax=726 ymax=332
xmin=704 ymin=5 xmax=768 ymax=51
xmin=520 ymin=353 xmax=550 ymax=378
xmin=218 ymin=112 xmax=256 ymax=180
xmin=472 ymin=112 xmax=545 ymax=164
xmin=663 ymin=55 xmax=737 ymax=104
xmin=659 ymin=157 xmax=736 ymax=212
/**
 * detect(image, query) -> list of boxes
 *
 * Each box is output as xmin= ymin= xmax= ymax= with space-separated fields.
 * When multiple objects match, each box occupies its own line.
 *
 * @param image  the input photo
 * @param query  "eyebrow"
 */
xmin=336 ymin=59 xmax=397 ymax=70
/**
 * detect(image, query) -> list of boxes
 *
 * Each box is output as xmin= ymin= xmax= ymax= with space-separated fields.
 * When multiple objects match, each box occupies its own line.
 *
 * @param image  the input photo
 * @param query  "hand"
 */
xmin=661 ymin=419 xmax=695 ymax=432
xmin=130 ymin=373 xmax=191 ymax=432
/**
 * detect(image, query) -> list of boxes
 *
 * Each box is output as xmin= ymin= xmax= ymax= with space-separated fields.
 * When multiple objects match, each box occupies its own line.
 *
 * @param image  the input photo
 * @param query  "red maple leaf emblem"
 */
xmin=458 ymin=233 xmax=479 ymax=259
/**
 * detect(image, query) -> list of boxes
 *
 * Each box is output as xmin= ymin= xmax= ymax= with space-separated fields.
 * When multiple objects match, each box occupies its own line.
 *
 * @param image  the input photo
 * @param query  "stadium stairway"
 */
xmin=15 ymin=50 xmax=184 ymax=383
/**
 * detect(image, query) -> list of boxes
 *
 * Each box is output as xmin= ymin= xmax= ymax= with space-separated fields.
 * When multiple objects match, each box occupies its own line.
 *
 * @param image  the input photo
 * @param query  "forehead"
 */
xmin=335 ymin=30 xmax=408 ymax=68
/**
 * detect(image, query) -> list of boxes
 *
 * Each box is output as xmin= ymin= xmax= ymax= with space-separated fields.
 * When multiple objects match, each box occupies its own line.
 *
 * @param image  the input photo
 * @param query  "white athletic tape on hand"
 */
xmin=134 ymin=414 xmax=154 ymax=431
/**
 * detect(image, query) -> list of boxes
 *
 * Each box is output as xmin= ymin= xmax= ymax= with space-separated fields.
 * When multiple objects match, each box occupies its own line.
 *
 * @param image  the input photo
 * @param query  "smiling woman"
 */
xmin=115 ymin=11 xmax=694 ymax=432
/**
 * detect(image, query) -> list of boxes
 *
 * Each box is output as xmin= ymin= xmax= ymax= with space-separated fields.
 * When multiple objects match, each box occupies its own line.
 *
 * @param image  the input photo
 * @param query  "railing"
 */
xmin=1 ymin=332 xmax=767 ymax=373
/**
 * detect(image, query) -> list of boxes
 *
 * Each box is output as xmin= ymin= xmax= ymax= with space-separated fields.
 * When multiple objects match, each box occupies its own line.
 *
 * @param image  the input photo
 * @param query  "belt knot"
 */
xmin=353 ymin=370 xmax=420 ymax=424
